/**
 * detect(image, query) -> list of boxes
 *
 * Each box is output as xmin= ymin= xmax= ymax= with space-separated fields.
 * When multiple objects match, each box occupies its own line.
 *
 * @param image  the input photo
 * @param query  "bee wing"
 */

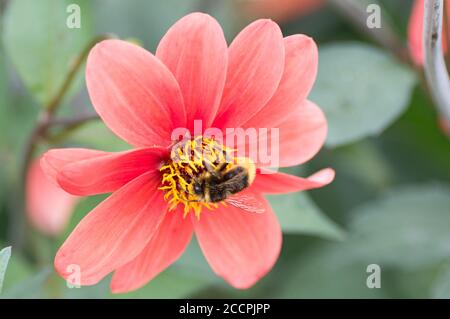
xmin=225 ymin=193 xmax=266 ymax=214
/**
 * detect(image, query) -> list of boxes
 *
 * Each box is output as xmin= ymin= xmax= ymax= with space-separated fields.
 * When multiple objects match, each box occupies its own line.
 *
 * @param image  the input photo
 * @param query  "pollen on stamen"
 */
xmin=159 ymin=136 xmax=234 ymax=218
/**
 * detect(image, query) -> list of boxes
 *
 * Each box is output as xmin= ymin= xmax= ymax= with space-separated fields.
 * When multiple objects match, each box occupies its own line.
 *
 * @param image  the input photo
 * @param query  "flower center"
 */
xmin=159 ymin=136 xmax=237 ymax=217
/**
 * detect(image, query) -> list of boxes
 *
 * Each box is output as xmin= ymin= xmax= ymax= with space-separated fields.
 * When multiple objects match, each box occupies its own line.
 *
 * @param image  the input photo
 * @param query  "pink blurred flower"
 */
xmin=438 ymin=116 xmax=450 ymax=136
xmin=26 ymin=159 xmax=78 ymax=236
xmin=41 ymin=13 xmax=333 ymax=293
xmin=408 ymin=0 xmax=450 ymax=65
xmin=242 ymin=0 xmax=323 ymax=22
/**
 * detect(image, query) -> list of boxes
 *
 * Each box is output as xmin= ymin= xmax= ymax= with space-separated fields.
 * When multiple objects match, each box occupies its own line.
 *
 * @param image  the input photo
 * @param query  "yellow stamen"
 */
xmin=159 ymin=136 xmax=235 ymax=218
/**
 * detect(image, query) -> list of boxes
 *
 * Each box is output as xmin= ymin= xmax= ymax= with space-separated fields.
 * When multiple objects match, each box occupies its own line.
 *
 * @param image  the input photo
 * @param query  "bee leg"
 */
xmin=203 ymin=160 xmax=221 ymax=178
xmin=216 ymin=162 xmax=228 ymax=172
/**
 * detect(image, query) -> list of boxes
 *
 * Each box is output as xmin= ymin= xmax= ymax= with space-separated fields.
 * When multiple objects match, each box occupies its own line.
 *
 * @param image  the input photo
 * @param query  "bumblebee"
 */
xmin=192 ymin=158 xmax=256 ymax=203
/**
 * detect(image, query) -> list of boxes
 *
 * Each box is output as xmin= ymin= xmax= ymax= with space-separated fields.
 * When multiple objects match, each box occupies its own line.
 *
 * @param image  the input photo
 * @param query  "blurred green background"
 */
xmin=2 ymin=0 xmax=450 ymax=299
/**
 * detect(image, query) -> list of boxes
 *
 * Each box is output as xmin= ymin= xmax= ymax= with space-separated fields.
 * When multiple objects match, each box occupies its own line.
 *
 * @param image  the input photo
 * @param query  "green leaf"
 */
xmin=270 ymin=185 xmax=450 ymax=298
xmin=0 ymin=247 xmax=12 ymax=293
xmin=430 ymin=263 xmax=450 ymax=299
xmin=384 ymin=265 xmax=442 ymax=299
xmin=174 ymin=239 xmax=218 ymax=280
xmin=3 ymin=0 xmax=92 ymax=106
xmin=62 ymin=276 xmax=110 ymax=299
xmin=0 ymin=249 xmax=33 ymax=294
xmin=272 ymin=244 xmax=390 ymax=298
xmin=1 ymin=267 xmax=52 ymax=298
xmin=310 ymin=42 xmax=417 ymax=147
xmin=268 ymin=193 xmax=345 ymax=240
xmin=348 ymin=185 xmax=450 ymax=270
xmin=112 ymin=269 xmax=213 ymax=299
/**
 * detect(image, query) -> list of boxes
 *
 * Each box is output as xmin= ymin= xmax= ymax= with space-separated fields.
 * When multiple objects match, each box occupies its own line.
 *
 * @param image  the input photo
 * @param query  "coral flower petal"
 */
xmin=26 ymin=160 xmax=78 ymax=236
xmin=41 ymin=147 xmax=167 ymax=195
xmin=41 ymin=148 xmax=107 ymax=184
xmin=213 ymin=19 xmax=285 ymax=129
xmin=193 ymin=194 xmax=282 ymax=289
xmin=228 ymin=100 xmax=327 ymax=167
xmin=244 ymin=35 xmax=318 ymax=129
xmin=110 ymin=209 xmax=193 ymax=293
xmin=86 ymin=39 xmax=186 ymax=147
xmin=55 ymin=171 xmax=167 ymax=285
xmin=56 ymin=147 xmax=167 ymax=196
xmin=156 ymin=13 xmax=228 ymax=130
xmin=408 ymin=0 xmax=426 ymax=65
xmin=272 ymin=100 xmax=327 ymax=167
xmin=252 ymin=168 xmax=335 ymax=194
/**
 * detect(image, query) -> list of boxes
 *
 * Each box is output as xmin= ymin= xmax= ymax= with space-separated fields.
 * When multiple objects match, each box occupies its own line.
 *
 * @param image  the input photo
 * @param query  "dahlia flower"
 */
xmin=41 ymin=13 xmax=334 ymax=293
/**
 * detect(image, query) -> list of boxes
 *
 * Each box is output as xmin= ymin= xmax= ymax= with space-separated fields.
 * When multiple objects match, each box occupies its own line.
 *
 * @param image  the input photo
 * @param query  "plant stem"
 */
xmin=46 ymin=35 xmax=111 ymax=115
xmin=47 ymin=113 xmax=100 ymax=128
xmin=326 ymin=0 xmax=411 ymax=65
xmin=423 ymin=0 xmax=450 ymax=126
xmin=47 ymin=113 xmax=100 ymax=144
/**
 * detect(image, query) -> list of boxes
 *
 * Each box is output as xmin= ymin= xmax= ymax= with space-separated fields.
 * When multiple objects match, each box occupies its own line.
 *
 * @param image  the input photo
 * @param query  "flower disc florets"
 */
xmin=159 ymin=136 xmax=235 ymax=217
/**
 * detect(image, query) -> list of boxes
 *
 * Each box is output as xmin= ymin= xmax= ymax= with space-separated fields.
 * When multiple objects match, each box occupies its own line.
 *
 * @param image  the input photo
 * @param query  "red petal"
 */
xmin=26 ymin=160 xmax=78 ymax=235
xmin=213 ymin=19 xmax=285 ymax=129
xmin=156 ymin=13 xmax=228 ymax=130
xmin=226 ymin=100 xmax=327 ymax=167
xmin=244 ymin=35 xmax=318 ymax=128
xmin=271 ymin=100 xmax=327 ymax=167
xmin=194 ymin=194 xmax=282 ymax=289
xmin=86 ymin=39 xmax=186 ymax=147
xmin=41 ymin=148 xmax=107 ymax=185
xmin=54 ymin=172 xmax=167 ymax=285
xmin=110 ymin=208 xmax=193 ymax=293
xmin=56 ymin=147 xmax=167 ymax=196
xmin=408 ymin=0 xmax=425 ymax=65
xmin=251 ymin=168 xmax=335 ymax=194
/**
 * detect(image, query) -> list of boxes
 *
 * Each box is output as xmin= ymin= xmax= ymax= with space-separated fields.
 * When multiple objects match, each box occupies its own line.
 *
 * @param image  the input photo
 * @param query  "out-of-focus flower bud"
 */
xmin=26 ymin=159 xmax=78 ymax=236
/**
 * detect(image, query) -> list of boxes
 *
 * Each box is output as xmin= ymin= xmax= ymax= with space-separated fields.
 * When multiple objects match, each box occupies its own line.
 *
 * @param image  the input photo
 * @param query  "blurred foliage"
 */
xmin=347 ymin=185 xmax=450 ymax=270
xmin=3 ymin=0 xmax=92 ymax=107
xmin=1 ymin=0 xmax=450 ymax=299
xmin=310 ymin=42 xmax=417 ymax=147
xmin=268 ymin=193 xmax=345 ymax=240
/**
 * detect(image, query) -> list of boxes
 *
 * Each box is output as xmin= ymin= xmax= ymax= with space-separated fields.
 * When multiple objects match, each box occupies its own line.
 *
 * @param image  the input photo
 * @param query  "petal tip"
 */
xmin=285 ymin=34 xmax=317 ymax=51
xmin=53 ymin=250 xmax=69 ymax=279
xmin=255 ymin=18 xmax=281 ymax=31
xmin=311 ymin=168 xmax=336 ymax=185
xmin=170 ymin=12 xmax=222 ymax=31
xmin=39 ymin=151 xmax=58 ymax=184
xmin=184 ymin=11 xmax=216 ymax=21
xmin=109 ymin=280 xmax=128 ymax=294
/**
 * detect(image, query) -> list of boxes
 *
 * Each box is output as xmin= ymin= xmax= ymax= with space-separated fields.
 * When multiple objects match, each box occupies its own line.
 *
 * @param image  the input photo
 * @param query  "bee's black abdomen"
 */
xmin=208 ymin=171 xmax=249 ymax=202
xmin=209 ymin=189 xmax=228 ymax=202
